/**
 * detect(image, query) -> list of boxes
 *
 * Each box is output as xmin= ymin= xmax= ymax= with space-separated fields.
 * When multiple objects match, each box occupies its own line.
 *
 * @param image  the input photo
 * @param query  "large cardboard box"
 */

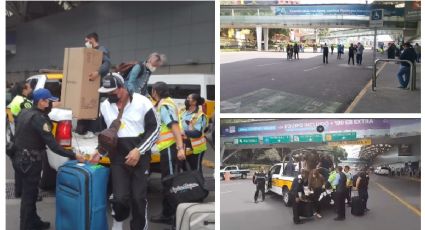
xmin=61 ymin=48 xmax=103 ymax=119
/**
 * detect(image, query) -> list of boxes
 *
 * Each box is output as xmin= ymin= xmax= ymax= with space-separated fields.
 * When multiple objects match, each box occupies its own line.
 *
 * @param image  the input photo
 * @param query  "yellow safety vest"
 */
xmin=156 ymin=97 xmax=178 ymax=151
xmin=180 ymin=109 xmax=208 ymax=155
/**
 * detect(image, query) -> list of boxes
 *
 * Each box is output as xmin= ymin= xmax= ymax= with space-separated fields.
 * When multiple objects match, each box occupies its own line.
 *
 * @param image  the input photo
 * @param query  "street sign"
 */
xmin=370 ymin=9 xmax=384 ymax=28
xmin=234 ymin=137 xmax=259 ymax=145
xmin=325 ymin=132 xmax=356 ymax=142
xmin=263 ymin=135 xmax=291 ymax=144
xmin=293 ymin=134 xmax=323 ymax=143
xmin=328 ymin=138 xmax=372 ymax=146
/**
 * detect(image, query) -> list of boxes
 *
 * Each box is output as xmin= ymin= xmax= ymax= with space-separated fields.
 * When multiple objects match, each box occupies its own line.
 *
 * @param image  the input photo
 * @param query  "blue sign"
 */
xmin=274 ymin=4 xmax=403 ymax=17
xmin=371 ymin=9 xmax=383 ymax=20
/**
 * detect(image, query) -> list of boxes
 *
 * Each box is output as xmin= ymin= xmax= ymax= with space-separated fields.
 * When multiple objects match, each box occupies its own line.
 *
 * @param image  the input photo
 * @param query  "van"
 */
xmin=148 ymin=74 xmax=215 ymax=120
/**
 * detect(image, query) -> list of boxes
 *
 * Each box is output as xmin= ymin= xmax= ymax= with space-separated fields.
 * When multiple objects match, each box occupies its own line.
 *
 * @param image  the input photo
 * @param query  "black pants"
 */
xmin=294 ymin=52 xmax=299 ymax=59
xmin=323 ymin=53 xmax=328 ymax=63
xmin=312 ymin=188 xmax=322 ymax=214
xmin=292 ymin=197 xmax=301 ymax=223
xmin=345 ymin=186 xmax=352 ymax=204
xmin=160 ymin=144 xmax=177 ymax=217
xmin=12 ymin=162 xmax=23 ymax=197
xmin=13 ymin=158 xmax=43 ymax=230
xmin=359 ymin=189 xmax=369 ymax=210
xmin=335 ymin=191 xmax=346 ymax=219
xmin=254 ymin=183 xmax=265 ymax=202
xmin=110 ymin=153 xmax=150 ymax=230
xmin=356 ymin=54 xmax=363 ymax=65
xmin=348 ymin=55 xmax=355 ymax=65
xmin=186 ymin=151 xmax=205 ymax=176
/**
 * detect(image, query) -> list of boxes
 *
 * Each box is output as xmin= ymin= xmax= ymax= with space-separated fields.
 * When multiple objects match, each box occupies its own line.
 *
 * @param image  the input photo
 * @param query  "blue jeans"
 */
xmin=397 ymin=66 xmax=411 ymax=88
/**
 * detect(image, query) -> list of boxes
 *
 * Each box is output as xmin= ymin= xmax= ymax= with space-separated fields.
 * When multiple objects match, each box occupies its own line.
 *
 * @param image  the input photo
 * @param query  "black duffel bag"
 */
xmin=162 ymin=161 xmax=209 ymax=212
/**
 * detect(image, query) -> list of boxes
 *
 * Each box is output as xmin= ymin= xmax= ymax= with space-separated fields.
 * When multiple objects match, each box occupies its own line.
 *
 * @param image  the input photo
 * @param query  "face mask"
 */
xmin=145 ymin=62 xmax=156 ymax=72
xmin=184 ymin=100 xmax=190 ymax=110
xmin=44 ymin=101 xmax=53 ymax=114
xmin=27 ymin=92 xmax=33 ymax=100
xmin=108 ymin=94 xmax=119 ymax=104
xmin=85 ymin=41 xmax=93 ymax=49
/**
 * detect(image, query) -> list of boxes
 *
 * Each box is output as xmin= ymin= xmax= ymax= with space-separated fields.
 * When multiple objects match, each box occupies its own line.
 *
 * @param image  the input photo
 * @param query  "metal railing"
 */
xmin=373 ymin=59 xmax=416 ymax=91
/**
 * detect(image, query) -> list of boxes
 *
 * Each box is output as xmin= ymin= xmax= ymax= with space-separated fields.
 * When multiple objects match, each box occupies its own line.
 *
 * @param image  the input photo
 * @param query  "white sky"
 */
xmin=298 ymin=0 xmax=374 ymax=4
xmin=342 ymin=145 xmax=362 ymax=159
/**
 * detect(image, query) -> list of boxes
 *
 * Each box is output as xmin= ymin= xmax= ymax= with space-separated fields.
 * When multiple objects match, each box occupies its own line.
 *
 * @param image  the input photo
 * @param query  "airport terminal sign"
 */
xmin=222 ymin=119 xmax=390 ymax=137
xmin=275 ymin=5 xmax=370 ymax=16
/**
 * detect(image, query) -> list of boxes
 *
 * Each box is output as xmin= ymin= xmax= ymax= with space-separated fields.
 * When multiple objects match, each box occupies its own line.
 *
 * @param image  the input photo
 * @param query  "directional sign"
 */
xmin=293 ymin=134 xmax=323 ymax=143
xmin=325 ymin=132 xmax=357 ymax=142
xmin=263 ymin=135 xmax=291 ymax=144
xmin=234 ymin=137 xmax=259 ymax=145
xmin=370 ymin=9 xmax=384 ymax=28
xmin=328 ymin=139 xmax=372 ymax=146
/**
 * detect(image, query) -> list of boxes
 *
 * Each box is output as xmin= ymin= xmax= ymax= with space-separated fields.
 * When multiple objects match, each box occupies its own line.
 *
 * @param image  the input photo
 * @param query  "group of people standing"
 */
xmin=290 ymin=165 xmax=370 ymax=225
xmin=8 ymin=31 xmax=210 ymax=230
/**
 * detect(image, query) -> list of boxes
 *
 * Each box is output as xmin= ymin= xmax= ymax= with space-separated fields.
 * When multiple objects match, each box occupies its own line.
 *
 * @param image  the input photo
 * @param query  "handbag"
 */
xmin=162 ymin=161 xmax=209 ymax=212
xmin=98 ymin=108 xmax=124 ymax=155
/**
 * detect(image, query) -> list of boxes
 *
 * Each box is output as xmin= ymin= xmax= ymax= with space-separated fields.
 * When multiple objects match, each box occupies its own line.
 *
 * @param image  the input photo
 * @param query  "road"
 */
xmin=6 ymin=138 xmax=215 ymax=230
xmin=221 ymin=50 xmax=384 ymax=113
xmin=221 ymin=174 xmax=420 ymax=230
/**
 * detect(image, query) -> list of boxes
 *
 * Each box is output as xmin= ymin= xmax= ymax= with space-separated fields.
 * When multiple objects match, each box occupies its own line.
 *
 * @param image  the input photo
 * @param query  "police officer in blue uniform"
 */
xmin=13 ymin=88 xmax=84 ymax=230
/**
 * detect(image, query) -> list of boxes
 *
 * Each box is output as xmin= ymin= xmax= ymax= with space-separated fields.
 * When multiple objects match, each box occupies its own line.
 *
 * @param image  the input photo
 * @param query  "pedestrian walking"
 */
xmin=294 ymin=43 xmax=300 ymax=60
xmin=356 ymin=42 xmax=364 ymax=65
xmin=348 ymin=43 xmax=355 ymax=65
xmin=323 ymin=43 xmax=329 ymax=64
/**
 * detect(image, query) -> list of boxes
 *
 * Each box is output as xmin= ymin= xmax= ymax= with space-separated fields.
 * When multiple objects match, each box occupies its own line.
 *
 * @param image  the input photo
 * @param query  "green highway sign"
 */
xmin=234 ymin=137 xmax=259 ymax=145
xmin=293 ymin=134 xmax=323 ymax=143
xmin=263 ymin=135 xmax=291 ymax=144
xmin=325 ymin=132 xmax=357 ymax=142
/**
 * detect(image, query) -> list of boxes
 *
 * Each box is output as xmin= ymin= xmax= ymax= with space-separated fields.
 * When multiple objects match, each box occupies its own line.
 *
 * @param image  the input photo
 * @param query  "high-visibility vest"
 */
xmin=180 ymin=109 xmax=208 ymax=155
xmin=156 ymin=97 xmax=178 ymax=151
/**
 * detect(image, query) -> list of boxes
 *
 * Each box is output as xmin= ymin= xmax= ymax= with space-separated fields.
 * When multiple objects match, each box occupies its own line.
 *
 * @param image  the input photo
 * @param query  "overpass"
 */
xmin=221 ymin=4 xmax=420 ymax=51
xmin=220 ymin=119 xmax=420 ymax=166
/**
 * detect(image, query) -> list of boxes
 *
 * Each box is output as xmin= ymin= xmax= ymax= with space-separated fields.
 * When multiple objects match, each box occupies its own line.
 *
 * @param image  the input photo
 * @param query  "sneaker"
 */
xmin=150 ymin=214 xmax=173 ymax=225
xmin=316 ymin=213 xmax=323 ymax=219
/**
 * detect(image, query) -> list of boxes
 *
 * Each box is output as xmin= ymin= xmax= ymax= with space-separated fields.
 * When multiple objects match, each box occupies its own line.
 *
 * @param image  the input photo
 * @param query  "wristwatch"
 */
xmin=176 ymin=146 xmax=184 ymax=150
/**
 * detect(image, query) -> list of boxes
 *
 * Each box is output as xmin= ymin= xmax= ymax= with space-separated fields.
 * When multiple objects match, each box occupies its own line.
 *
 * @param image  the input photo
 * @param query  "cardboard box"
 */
xmin=61 ymin=48 xmax=103 ymax=119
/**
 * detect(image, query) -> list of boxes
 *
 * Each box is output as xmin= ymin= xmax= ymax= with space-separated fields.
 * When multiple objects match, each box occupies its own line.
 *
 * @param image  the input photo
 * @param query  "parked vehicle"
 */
xmin=220 ymin=165 xmax=250 ymax=180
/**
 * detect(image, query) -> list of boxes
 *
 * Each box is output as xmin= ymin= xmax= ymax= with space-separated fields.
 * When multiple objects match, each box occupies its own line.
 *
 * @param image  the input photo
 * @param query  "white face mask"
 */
xmin=85 ymin=41 xmax=93 ymax=49
xmin=145 ymin=62 xmax=156 ymax=72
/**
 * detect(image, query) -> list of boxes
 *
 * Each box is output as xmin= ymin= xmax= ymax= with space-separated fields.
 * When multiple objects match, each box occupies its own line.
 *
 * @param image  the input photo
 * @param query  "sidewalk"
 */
xmin=347 ymin=62 xmax=421 ymax=113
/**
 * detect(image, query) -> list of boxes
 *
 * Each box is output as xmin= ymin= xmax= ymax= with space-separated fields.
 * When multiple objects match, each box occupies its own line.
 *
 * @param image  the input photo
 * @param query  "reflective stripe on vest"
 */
xmin=156 ymin=97 xmax=178 ymax=151
xmin=186 ymin=110 xmax=208 ymax=155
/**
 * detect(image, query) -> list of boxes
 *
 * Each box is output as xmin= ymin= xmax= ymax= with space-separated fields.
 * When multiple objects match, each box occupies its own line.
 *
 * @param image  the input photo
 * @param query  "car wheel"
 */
xmin=282 ymin=187 xmax=292 ymax=207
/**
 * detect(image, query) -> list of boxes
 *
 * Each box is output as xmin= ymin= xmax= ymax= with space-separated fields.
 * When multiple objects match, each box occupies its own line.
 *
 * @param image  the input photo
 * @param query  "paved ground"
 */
xmin=349 ymin=62 xmax=421 ymax=113
xmin=220 ymin=50 xmax=419 ymax=113
xmin=221 ymin=174 xmax=420 ymax=230
xmin=6 ymin=140 xmax=215 ymax=230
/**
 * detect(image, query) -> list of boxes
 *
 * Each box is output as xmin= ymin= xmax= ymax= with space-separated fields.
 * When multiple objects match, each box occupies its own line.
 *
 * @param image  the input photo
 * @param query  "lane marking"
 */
xmin=256 ymin=62 xmax=283 ymax=67
xmin=375 ymin=182 xmax=421 ymax=217
xmin=344 ymin=62 xmax=387 ymax=113
xmin=303 ymin=65 xmax=322 ymax=72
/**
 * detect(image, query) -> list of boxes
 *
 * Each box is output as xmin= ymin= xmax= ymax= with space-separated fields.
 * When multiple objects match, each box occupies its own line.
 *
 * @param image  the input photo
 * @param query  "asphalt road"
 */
xmin=6 ymin=139 xmax=215 ymax=230
xmin=221 ymin=50 xmax=383 ymax=113
xmin=221 ymin=174 xmax=420 ymax=230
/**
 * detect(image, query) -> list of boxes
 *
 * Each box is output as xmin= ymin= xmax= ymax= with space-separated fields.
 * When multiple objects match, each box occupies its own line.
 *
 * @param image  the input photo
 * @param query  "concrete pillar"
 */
xmin=263 ymin=28 xmax=269 ymax=51
xmin=256 ymin=25 xmax=262 ymax=51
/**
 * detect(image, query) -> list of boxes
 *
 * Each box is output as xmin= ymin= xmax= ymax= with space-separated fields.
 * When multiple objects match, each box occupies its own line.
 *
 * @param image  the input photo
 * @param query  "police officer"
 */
xmin=355 ymin=169 xmax=370 ymax=212
xmin=253 ymin=167 xmax=266 ymax=203
xmin=7 ymin=81 xmax=33 ymax=198
xmin=333 ymin=166 xmax=347 ymax=221
xmin=13 ymin=88 xmax=84 ymax=230
xmin=290 ymin=170 xmax=308 ymax=225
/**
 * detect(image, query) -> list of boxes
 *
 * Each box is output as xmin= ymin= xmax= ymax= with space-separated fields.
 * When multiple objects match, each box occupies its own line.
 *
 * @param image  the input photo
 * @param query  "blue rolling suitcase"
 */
xmin=56 ymin=160 xmax=110 ymax=230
